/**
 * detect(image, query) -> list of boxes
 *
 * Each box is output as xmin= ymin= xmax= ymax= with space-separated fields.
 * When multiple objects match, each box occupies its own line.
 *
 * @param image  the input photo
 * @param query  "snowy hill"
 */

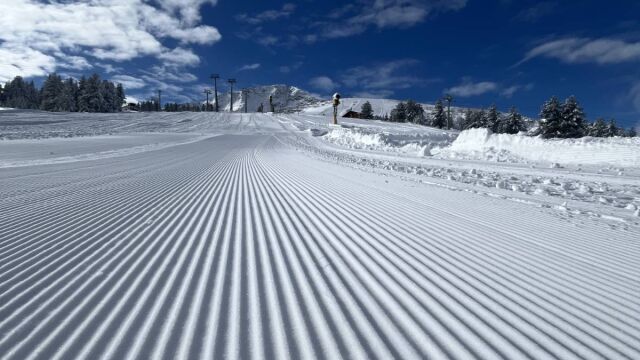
xmin=212 ymin=85 xmax=322 ymax=112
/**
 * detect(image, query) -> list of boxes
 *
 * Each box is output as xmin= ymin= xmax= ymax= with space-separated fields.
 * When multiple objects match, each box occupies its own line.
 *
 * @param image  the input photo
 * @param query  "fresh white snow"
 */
xmin=1 ymin=111 xmax=639 ymax=359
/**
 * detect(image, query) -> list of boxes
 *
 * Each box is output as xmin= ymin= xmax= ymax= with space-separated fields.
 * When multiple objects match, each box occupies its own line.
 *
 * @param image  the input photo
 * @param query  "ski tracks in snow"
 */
xmin=0 ymin=134 xmax=639 ymax=359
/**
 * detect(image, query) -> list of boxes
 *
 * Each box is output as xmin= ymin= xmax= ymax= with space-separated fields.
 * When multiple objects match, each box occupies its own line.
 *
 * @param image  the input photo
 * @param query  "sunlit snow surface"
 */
xmin=1 ymin=110 xmax=639 ymax=359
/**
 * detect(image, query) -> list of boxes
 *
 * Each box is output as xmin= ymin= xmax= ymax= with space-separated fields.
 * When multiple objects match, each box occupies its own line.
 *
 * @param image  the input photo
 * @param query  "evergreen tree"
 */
xmin=116 ymin=83 xmax=125 ymax=111
xmin=0 ymin=83 xmax=5 ymax=105
xmin=559 ymin=96 xmax=586 ymax=138
xmin=63 ymin=78 xmax=79 ymax=112
xmin=485 ymin=104 xmax=500 ymax=132
xmin=462 ymin=109 xmax=486 ymax=129
xmin=587 ymin=118 xmax=607 ymax=137
xmin=430 ymin=99 xmax=446 ymax=128
xmin=83 ymin=74 xmax=103 ymax=112
xmin=604 ymin=119 xmax=619 ymax=137
xmin=101 ymin=80 xmax=116 ymax=112
xmin=77 ymin=76 xmax=89 ymax=112
xmin=538 ymin=96 xmax=563 ymax=138
xmin=405 ymin=99 xmax=425 ymax=124
xmin=360 ymin=101 xmax=374 ymax=119
xmin=499 ymin=107 xmax=526 ymax=134
xmin=40 ymin=73 xmax=65 ymax=111
xmin=390 ymin=102 xmax=407 ymax=122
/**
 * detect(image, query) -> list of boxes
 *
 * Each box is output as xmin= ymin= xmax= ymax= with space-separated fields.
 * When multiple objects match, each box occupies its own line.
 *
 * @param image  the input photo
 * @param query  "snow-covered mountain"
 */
xmin=211 ymin=85 xmax=322 ymax=113
xmin=211 ymin=85 xmax=532 ymax=125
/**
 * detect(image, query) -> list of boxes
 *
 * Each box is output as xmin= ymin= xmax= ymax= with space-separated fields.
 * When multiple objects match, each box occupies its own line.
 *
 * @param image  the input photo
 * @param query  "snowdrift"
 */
xmin=437 ymin=128 xmax=640 ymax=166
xmin=323 ymin=125 xmax=457 ymax=156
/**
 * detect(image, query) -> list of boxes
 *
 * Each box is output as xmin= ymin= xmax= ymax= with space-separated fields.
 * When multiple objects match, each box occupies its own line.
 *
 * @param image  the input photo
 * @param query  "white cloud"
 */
xmin=0 ymin=0 xmax=220 ymax=81
xmin=514 ymin=2 xmax=557 ymax=23
xmin=112 ymin=75 xmax=146 ymax=90
xmin=158 ymin=48 xmax=201 ymax=67
xmin=239 ymin=63 xmax=261 ymax=71
xmin=0 ymin=46 xmax=56 ymax=82
xmin=315 ymin=0 xmax=467 ymax=39
xmin=341 ymin=59 xmax=423 ymax=91
xmin=309 ymin=76 xmax=338 ymax=92
xmin=521 ymin=37 xmax=640 ymax=65
xmin=446 ymin=80 xmax=498 ymax=97
xmin=236 ymin=3 xmax=296 ymax=24
xmin=500 ymin=83 xmax=534 ymax=98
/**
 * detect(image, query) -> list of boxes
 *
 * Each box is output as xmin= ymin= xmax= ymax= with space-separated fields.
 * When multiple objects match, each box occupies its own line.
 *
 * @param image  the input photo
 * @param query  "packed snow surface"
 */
xmin=1 ymin=111 xmax=639 ymax=359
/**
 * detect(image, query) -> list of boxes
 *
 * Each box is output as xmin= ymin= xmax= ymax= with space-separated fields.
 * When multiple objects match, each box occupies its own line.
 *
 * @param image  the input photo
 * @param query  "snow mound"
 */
xmin=323 ymin=126 xmax=456 ymax=156
xmin=437 ymin=128 xmax=640 ymax=166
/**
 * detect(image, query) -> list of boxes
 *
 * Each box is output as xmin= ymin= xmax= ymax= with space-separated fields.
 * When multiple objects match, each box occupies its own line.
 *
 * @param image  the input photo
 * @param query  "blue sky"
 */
xmin=1 ymin=1 xmax=639 ymax=127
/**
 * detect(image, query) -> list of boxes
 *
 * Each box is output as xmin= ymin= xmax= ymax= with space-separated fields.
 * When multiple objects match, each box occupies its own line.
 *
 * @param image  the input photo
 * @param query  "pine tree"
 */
xmin=116 ymin=83 xmax=125 ymax=111
xmin=430 ymin=100 xmax=446 ymax=128
xmin=500 ymin=107 xmax=526 ymax=134
xmin=390 ymin=102 xmax=407 ymax=122
xmin=461 ymin=109 xmax=485 ymax=129
xmin=405 ymin=100 xmax=425 ymax=124
xmin=40 ymin=73 xmax=64 ymax=111
xmin=587 ymin=118 xmax=607 ymax=137
xmin=559 ymin=95 xmax=586 ymax=138
xmin=101 ymin=80 xmax=116 ymax=112
xmin=604 ymin=119 xmax=619 ymax=137
xmin=77 ymin=76 xmax=89 ymax=112
xmin=485 ymin=104 xmax=500 ymax=132
xmin=538 ymin=96 xmax=563 ymax=138
xmin=361 ymin=101 xmax=374 ymax=119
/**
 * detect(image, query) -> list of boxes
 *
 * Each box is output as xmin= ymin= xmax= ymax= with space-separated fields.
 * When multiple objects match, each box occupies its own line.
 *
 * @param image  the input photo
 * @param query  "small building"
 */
xmin=342 ymin=110 xmax=361 ymax=119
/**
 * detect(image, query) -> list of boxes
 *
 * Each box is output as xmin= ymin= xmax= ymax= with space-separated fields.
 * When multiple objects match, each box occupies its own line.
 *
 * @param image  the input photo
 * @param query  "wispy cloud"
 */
xmin=111 ymin=75 xmax=146 ymax=89
xmin=519 ymin=37 xmax=640 ymax=66
xmin=500 ymin=83 xmax=534 ymax=98
xmin=514 ymin=2 xmax=557 ymax=23
xmin=445 ymin=80 xmax=498 ymax=97
xmin=238 ymin=63 xmax=261 ymax=71
xmin=235 ymin=4 xmax=296 ymax=25
xmin=311 ymin=0 xmax=467 ymax=40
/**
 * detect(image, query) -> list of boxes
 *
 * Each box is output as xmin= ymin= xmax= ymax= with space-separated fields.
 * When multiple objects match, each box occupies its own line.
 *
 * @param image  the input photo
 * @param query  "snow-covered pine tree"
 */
xmin=560 ymin=96 xmax=586 ymax=138
xmin=604 ymin=119 xmax=619 ymax=137
xmin=538 ymin=96 xmax=563 ymax=138
xmin=360 ymin=101 xmax=374 ymax=119
xmin=500 ymin=107 xmax=526 ymax=134
xmin=587 ymin=118 xmax=607 ymax=137
xmin=430 ymin=99 xmax=446 ymax=128
xmin=390 ymin=102 xmax=407 ymax=122
xmin=485 ymin=104 xmax=500 ymax=132
xmin=405 ymin=100 xmax=425 ymax=124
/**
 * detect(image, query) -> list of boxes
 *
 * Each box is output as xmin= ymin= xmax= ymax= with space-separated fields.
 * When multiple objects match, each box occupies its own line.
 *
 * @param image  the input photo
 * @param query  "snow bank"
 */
xmin=323 ymin=126 xmax=456 ymax=156
xmin=437 ymin=128 xmax=640 ymax=166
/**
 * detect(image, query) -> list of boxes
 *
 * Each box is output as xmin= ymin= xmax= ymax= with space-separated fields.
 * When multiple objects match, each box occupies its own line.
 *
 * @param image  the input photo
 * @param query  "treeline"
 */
xmin=536 ymin=96 xmax=635 ymax=138
xmin=0 ymin=74 xmax=125 ymax=113
xmin=162 ymin=102 xmax=211 ymax=112
xmin=359 ymin=96 xmax=636 ymax=138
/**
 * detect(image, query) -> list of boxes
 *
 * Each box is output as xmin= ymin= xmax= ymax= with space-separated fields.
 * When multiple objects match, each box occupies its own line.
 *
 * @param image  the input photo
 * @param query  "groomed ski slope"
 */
xmin=1 ymin=113 xmax=639 ymax=359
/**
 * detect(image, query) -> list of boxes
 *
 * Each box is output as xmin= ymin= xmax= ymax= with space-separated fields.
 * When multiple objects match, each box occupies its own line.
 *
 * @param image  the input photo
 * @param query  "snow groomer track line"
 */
xmin=0 ymin=113 xmax=639 ymax=360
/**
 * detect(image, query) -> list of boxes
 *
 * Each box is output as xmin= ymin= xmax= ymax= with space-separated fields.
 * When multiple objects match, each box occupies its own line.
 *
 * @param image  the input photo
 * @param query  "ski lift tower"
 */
xmin=210 ymin=74 xmax=220 ymax=112
xmin=228 ymin=79 xmax=236 ymax=112
xmin=332 ymin=93 xmax=341 ymax=125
